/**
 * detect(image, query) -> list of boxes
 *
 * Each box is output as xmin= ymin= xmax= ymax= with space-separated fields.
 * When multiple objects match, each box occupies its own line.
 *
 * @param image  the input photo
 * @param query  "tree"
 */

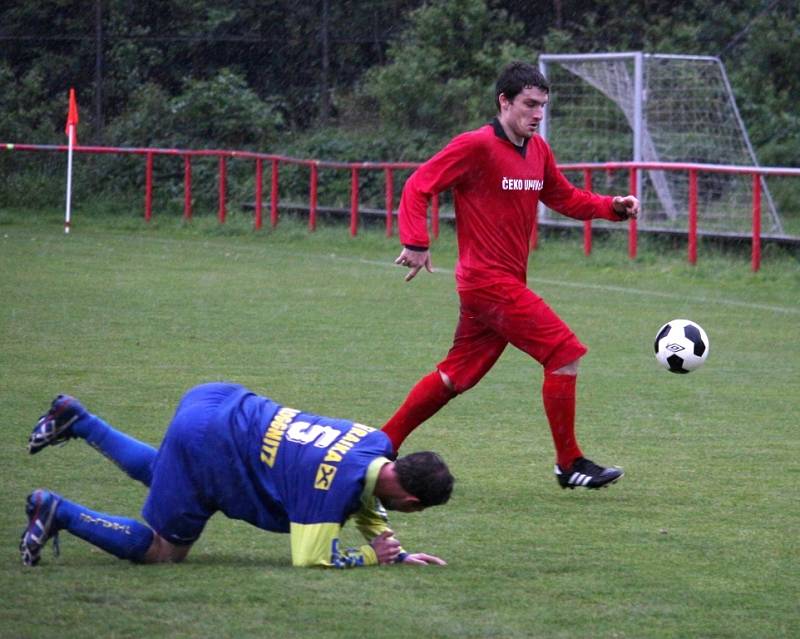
xmin=724 ymin=2 xmax=800 ymax=167
xmin=360 ymin=0 xmax=535 ymax=135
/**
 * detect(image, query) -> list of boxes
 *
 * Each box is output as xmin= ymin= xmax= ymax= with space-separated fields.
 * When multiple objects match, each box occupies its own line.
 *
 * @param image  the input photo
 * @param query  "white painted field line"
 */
xmin=354 ymin=257 xmax=800 ymax=316
xmin=531 ymin=277 xmax=800 ymax=315
xmin=63 ymin=233 xmax=798 ymax=317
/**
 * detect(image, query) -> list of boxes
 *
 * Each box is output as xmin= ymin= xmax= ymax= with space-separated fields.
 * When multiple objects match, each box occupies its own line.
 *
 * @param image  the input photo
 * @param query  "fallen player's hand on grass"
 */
xmin=371 ymin=530 xmax=403 ymax=564
xmin=400 ymin=552 xmax=447 ymax=566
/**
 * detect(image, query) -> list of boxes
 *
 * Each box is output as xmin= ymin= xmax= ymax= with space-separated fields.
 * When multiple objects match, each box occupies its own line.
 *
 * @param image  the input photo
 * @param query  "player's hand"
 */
xmin=394 ymin=247 xmax=432 ymax=282
xmin=401 ymin=552 xmax=447 ymax=566
xmin=612 ymin=195 xmax=640 ymax=220
xmin=370 ymin=530 xmax=403 ymax=564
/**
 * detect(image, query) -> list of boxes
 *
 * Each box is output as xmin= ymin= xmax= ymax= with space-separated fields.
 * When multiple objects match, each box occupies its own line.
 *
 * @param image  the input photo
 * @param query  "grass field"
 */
xmin=1 ymin=208 xmax=799 ymax=638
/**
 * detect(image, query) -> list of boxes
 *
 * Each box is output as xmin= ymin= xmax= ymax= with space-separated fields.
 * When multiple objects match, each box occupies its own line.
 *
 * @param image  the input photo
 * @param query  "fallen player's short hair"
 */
xmin=395 ymin=451 xmax=454 ymax=507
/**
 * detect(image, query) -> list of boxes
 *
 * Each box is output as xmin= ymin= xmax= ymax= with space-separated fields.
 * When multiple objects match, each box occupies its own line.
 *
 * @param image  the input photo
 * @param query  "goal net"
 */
xmin=538 ymin=52 xmax=782 ymax=235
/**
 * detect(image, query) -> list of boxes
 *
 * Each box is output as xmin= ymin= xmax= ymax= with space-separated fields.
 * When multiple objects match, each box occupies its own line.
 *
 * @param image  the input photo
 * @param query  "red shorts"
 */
xmin=437 ymin=282 xmax=587 ymax=392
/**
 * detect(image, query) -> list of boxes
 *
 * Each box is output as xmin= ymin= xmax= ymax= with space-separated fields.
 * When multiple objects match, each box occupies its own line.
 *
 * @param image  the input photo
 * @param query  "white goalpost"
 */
xmin=538 ymin=52 xmax=783 ymax=235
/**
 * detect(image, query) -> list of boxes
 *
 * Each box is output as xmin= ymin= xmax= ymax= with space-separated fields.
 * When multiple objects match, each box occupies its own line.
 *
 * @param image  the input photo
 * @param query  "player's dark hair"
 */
xmin=395 ymin=451 xmax=454 ymax=507
xmin=495 ymin=61 xmax=550 ymax=111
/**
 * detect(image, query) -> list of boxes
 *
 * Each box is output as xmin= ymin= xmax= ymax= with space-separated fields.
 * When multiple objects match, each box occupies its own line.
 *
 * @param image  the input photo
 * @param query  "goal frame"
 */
xmin=538 ymin=51 xmax=781 ymax=233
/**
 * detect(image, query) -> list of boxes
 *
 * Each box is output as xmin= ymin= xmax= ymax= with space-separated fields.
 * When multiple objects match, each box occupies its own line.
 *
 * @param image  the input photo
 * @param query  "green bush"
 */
xmin=93 ymin=70 xmax=285 ymax=209
xmin=105 ymin=69 xmax=284 ymax=151
xmin=359 ymin=0 xmax=533 ymax=136
xmin=272 ymin=126 xmax=447 ymax=210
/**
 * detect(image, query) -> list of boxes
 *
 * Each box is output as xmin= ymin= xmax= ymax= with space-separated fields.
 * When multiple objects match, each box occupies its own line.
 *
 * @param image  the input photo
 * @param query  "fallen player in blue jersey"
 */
xmin=21 ymin=382 xmax=453 ymax=568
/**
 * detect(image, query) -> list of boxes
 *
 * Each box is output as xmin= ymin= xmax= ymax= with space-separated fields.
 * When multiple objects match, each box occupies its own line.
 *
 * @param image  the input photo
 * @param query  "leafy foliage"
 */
xmin=106 ymin=70 xmax=283 ymax=150
xmin=1 ymin=0 xmax=797 ymax=161
xmin=0 ymin=0 xmax=797 ymax=216
xmin=726 ymin=4 xmax=800 ymax=167
xmin=0 ymin=63 xmax=60 ymax=142
xmin=360 ymin=0 xmax=533 ymax=135
xmin=276 ymin=126 xmax=444 ymax=208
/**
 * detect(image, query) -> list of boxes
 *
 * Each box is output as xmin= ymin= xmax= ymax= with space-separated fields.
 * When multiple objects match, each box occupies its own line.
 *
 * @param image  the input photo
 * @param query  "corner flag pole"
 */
xmin=64 ymin=88 xmax=79 ymax=234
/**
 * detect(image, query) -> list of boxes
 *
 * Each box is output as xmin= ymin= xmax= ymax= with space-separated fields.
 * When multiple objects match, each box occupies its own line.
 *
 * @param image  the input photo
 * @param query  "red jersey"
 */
xmin=398 ymin=121 xmax=624 ymax=290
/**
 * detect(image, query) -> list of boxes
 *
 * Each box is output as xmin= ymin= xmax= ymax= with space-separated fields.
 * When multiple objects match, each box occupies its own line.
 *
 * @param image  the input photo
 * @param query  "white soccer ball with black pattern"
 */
xmin=654 ymin=319 xmax=710 ymax=374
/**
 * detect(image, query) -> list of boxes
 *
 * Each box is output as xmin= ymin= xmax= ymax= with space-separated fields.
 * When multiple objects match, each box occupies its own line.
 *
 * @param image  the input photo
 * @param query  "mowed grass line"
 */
xmin=1 ymin=214 xmax=798 ymax=639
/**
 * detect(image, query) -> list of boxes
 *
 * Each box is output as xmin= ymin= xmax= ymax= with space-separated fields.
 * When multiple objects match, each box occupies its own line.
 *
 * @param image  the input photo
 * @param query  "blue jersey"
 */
xmin=145 ymin=383 xmax=398 ymax=567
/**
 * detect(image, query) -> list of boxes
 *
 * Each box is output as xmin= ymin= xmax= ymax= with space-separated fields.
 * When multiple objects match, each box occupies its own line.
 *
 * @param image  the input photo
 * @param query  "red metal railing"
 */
xmin=2 ymin=142 xmax=798 ymax=271
xmin=559 ymin=161 xmax=800 ymax=271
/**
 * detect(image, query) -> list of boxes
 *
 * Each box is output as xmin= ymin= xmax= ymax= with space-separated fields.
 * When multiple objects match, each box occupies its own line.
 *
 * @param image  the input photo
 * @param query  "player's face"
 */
xmin=498 ymin=85 xmax=548 ymax=145
xmin=383 ymin=497 xmax=424 ymax=513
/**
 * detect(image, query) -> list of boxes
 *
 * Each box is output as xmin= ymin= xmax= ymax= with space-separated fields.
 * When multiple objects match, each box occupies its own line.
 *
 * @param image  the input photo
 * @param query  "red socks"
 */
xmin=542 ymin=372 xmax=583 ymax=470
xmin=382 ymin=371 xmax=456 ymax=451
xmin=382 ymin=369 xmax=583 ymax=466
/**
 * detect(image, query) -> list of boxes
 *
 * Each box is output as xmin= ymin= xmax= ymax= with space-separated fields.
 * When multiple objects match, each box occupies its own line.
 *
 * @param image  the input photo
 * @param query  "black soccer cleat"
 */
xmin=555 ymin=457 xmax=624 ymax=489
xmin=20 ymin=489 xmax=61 ymax=566
xmin=28 ymin=395 xmax=87 ymax=454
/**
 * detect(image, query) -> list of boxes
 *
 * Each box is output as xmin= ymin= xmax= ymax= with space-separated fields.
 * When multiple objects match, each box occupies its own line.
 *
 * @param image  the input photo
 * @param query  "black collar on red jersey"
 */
xmin=491 ymin=117 xmax=528 ymax=158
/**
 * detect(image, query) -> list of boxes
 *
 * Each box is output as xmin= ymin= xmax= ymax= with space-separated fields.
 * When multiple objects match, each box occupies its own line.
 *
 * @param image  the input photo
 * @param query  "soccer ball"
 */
xmin=654 ymin=319 xmax=710 ymax=374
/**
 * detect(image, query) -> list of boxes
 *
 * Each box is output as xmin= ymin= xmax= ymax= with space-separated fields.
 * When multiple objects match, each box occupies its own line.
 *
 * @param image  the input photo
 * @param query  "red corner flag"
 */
xmin=64 ymin=88 xmax=79 ymax=234
xmin=65 ymin=88 xmax=79 ymax=144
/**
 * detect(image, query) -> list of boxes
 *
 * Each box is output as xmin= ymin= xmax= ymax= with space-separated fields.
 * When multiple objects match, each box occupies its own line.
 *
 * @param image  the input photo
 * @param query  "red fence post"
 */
xmin=688 ymin=169 xmax=698 ymax=265
xmin=270 ymin=159 xmax=279 ymax=228
xmin=432 ymin=194 xmax=440 ymax=239
xmin=309 ymin=162 xmax=318 ymax=232
xmin=183 ymin=155 xmax=192 ymax=220
xmin=752 ymin=173 xmax=762 ymax=272
xmin=254 ymin=158 xmax=263 ymax=230
xmin=385 ymin=167 xmax=394 ymax=237
xmin=144 ymin=152 xmax=153 ymax=222
xmin=628 ymin=167 xmax=638 ymax=259
xmin=218 ymin=156 xmax=227 ymax=224
xmin=350 ymin=167 xmax=359 ymax=237
xmin=583 ymin=168 xmax=593 ymax=255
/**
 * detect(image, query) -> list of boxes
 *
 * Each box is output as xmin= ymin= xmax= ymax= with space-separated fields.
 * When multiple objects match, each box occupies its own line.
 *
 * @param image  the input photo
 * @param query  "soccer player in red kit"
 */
xmin=384 ymin=61 xmax=640 ymax=490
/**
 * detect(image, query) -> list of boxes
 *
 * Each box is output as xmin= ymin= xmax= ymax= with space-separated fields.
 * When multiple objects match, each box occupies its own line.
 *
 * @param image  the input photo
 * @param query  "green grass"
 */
xmin=1 ymin=207 xmax=799 ymax=638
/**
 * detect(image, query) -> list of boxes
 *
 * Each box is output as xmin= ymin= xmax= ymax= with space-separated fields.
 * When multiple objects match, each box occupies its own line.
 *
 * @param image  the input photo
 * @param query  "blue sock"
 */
xmin=73 ymin=413 xmax=157 ymax=486
xmin=54 ymin=497 xmax=154 ymax=563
